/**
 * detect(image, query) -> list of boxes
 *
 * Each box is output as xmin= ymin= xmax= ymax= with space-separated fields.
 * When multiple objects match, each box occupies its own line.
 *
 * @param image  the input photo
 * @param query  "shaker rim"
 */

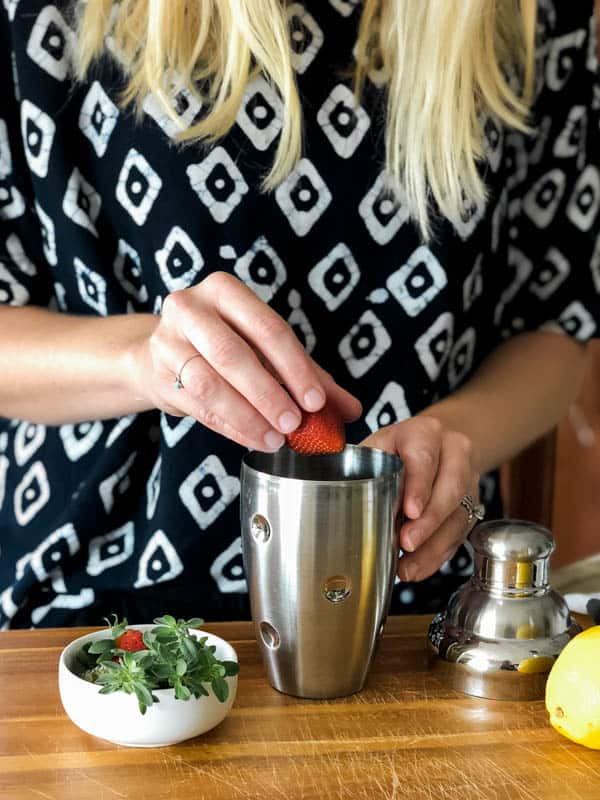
xmin=242 ymin=444 xmax=403 ymax=485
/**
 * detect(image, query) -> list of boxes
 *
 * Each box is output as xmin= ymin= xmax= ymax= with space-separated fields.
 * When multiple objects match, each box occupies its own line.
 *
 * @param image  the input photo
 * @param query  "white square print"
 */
xmin=26 ymin=4 xmax=74 ymax=82
xmin=16 ymin=523 xmax=79 ymax=582
xmin=160 ymin=413 xmax=196 ymax=448
xmin=87 ymin=522 xmax=135 ymax=577
xmin=448 ymin=327 xmax=476 ymax=388
xmin=359 ymin=173 xmax=409 ymax=245
xmin=482 ymin=114 xmax=503 ymax=174
xmin=155 ymin=226 xmax=204 ymax=293
xmin=523 ymin=168 xmax=567 ymax=229
xmin=0 ymin=183 xmax=25 ymax=221
xmin=134 ymin=530 xmax=184 ymax=589
xmin=0 ymin=118 xmax=12 ymax=179
xmin=566 ymin=164 xmax=600 ymax=232
xmin=59 ymin=421 xmax=104 ymax=461
xmin=74 ymin=257 xmax=108 ymax=315
xmin=0 ymin=262 xmax=29 ymax=306
xmin=275 ymin=158 xmax=332 ymax=237
xmin=35 ymin=201 xmax=57 ymax=266
xmin=329 ymin=0 xmax=361 ymax=16
xmin=317 ymin=84 xmax=370 ymax=159
xmin=179 ymin=454 xmax=240 ymax=530
xmin=113 ymin=239 xmax=148 ymax=304
xmin=529 ymin=248 xmax=570 ymax=301
xmin=143 ymin=81 xmax=202 ymax=140
xmin=187 ymin=146 xmax=249 ymax=224
xmin=21 ymin=100 xmax=55 ymax=179
xmin=236 ymin=77 xmax=283 ymax=152
xmin=415 ymin=312 xmax=454 ymax=381
xmin=453 ymin=191 xmax=486 ymax=241
xmin=116 ymin=148 xmax=162 ymax=226
xmin=386 ymin=246 xmax=447 ymax=317
xmin=287 ymin=3 xmax=324 ymax=74
xmin=6 ymin=233 xmax=36 ymax=276
xmin=79 ymin=81 xmax=119 ymax=157
xmin=556 ymin=301 xmax=596 ymax=341
xmin=210 ymin=538 xmax=247 ymax=594
xmin=233 ymin=236 xmax=287 ymax=303
xmin=14 ymin=461 xmax=51 ymax=526
xmin=62 ymin=168 xmax=101 ymax=236
xmin=308 ymin=242 xmax=360 ymax=310
xmin=338 ymin=310 xmax=392 ymax=379
xmin=365 ymin=381 xmax=411 ymax=433
xmin=463 ymin=255 xmax=484 ymax=311
xmin=4 ymin=0 xmax=20 ymax=22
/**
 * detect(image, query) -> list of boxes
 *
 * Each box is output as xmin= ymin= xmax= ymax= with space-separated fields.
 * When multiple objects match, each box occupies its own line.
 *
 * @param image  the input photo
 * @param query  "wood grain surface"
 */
xmin=1 ymin=616 xmax=598 ymax=800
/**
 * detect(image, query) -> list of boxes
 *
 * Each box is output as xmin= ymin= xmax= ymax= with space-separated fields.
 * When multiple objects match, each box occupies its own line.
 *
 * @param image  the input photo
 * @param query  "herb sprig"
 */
xmin=76 ymin=615 xmax=239 ymax=714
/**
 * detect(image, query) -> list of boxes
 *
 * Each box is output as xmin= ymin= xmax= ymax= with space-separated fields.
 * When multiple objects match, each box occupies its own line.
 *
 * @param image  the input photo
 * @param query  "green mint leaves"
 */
xmin=75 ymin=615 xmax=239 ymax=715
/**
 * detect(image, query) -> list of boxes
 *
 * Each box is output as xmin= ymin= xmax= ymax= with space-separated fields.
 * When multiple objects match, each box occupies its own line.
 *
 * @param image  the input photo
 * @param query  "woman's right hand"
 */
xmin=134 ymin=271 xmax=362 ymax=451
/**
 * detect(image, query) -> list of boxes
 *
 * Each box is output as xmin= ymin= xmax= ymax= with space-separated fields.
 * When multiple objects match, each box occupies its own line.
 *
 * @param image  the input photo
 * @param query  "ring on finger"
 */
xmin=460 ymin=494 xmax=485 ymax=524
xmin=174 ymin=353 xmax=204 ymax=390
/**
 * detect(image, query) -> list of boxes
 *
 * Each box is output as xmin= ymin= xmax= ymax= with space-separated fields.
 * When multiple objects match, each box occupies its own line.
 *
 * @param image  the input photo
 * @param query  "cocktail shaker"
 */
xmin=241 ymin=445 xmax=403 ymax=699
xmin=428 ymin=519 xmax=581 ymax=700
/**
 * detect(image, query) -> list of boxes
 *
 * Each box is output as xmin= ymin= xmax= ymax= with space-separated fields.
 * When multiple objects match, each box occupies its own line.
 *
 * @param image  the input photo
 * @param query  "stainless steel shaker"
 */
xmin=241 ymin=445 xmax=403 ymax=699
xmin=428 ymin=519 xmax=581 ymax=700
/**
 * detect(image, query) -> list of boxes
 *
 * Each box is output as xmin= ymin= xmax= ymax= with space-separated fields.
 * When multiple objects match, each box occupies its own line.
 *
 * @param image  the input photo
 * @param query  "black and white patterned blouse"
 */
xmin=0 ymin=0 xmax=598 ymax=628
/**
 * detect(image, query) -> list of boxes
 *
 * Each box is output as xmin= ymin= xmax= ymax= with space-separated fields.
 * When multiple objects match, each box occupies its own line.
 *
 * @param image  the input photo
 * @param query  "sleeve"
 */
xmin=0 ymin=6 xmax=53 ymax=309
xmin=497 ymin=0 xmax=600 ymax=343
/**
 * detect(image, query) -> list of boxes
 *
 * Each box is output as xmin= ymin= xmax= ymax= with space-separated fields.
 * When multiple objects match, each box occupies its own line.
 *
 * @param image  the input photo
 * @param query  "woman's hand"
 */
xmin=361 ymin=416 xmax=481 ymax=582
xmin=135 ymin=271 xmax=362 ymax=451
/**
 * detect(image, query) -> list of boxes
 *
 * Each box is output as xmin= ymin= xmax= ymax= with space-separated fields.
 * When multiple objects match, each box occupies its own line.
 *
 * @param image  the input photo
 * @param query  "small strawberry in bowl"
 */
xmin=59 ymin=614 xmax=239 ymax=747
xmin=113 ymin=627 xmax=148 ymax=656
xmin=286 ymin=401 xmax=346 ymax=456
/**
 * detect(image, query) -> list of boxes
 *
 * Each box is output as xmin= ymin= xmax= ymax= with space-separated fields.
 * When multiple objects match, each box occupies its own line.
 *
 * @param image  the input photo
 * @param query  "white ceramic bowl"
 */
xmin=59 ymin=625 xmax=238 ymax=747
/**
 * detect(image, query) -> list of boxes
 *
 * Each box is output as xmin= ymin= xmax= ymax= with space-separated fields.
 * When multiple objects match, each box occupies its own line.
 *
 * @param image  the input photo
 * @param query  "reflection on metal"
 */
xmin=250 ymin=514 xmax=271 ymax=543
xmin=323 ymin=575 xmax=351 ymax=603
xmin=259 ymin=621 xmax=280 ymax=650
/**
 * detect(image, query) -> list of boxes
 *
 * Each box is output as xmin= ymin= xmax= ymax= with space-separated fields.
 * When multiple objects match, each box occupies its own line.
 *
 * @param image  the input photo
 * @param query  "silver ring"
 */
xmin=460 ymin=494 xmax=485 ymax=524
xmin=174 ymin=353 xmax=203 ymax=390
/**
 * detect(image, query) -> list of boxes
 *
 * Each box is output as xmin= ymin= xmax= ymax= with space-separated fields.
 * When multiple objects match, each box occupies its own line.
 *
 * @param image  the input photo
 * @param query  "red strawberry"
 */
xmin=115 ymin=629 xmax=148 ymax=652
xmin=286 ymin=402 xmax=346 ymax=455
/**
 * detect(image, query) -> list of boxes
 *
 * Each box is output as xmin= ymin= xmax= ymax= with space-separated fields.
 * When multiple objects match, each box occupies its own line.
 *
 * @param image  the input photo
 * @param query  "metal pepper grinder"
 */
xmin=428 ymin=520 xmax=581 ymax=700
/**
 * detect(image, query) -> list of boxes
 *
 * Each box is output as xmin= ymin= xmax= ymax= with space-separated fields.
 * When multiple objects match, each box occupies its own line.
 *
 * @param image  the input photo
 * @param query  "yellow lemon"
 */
xmin=517 ymin=655 xmax=555 ymax=674
xmin=545 ymin=625 xmax=600 ymax=749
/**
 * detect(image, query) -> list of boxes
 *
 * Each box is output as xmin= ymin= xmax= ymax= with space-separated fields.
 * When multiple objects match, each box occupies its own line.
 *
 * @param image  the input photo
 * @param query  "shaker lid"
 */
xmin=469 ymin=519 xmax=554 ymax=563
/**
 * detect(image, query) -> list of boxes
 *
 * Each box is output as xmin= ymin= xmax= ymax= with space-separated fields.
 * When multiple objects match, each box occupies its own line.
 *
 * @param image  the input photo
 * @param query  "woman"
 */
xmin=0 ymin=0 xmax=597 ymax=627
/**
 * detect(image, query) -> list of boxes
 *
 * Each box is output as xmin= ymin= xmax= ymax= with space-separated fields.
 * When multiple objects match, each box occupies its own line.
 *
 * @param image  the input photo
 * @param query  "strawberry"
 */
xmin=115 ymin=629 xmax=148 ymax=653
xmin=285 ymin=402 xmax=346 ymax=455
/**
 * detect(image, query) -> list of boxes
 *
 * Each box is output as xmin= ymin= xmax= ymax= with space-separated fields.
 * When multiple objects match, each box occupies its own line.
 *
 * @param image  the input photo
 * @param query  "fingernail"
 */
xmin=403 ymin=533 xmax=415 ymax=552
xmin=278 ymin=411 xmax=301 ymax=433
xmin=406 ymin=498 xmax=422 ymax=519
xmin=264 ymin=430 xmax=285 ymax=451
xmin=304 ymin=387 xmax=325 ymax=411
xmin=398 ymin=563 xmax=412 ymax=582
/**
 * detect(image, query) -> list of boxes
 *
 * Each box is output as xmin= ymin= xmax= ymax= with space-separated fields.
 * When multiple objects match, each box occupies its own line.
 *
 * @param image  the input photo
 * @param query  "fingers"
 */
xmin=204 ymin=273 xmax=328 ymax=412
xmin=397 ymin=508 xmax=470 ymax=583
xmin=359 ymin=413 xmax=478 ymax=584
xmin=177 ymin=309 xmax=305 ymax=437
xmin=384 ymin=417 xmax=443 ymax=521
xmin=161 ymin=275 xmax=362 ymax=442
xmin=149 ymin=331 xmax=287 ymax=452
xmin=400 ymin=431 xmax=474 ymax=553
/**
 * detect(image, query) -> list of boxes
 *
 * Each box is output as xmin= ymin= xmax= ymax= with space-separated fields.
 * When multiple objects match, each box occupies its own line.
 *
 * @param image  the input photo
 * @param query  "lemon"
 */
xmin=545 ymin=625 xmax=600 ymax=749
xmin=517 ymin=655 xmax=555 ymax=674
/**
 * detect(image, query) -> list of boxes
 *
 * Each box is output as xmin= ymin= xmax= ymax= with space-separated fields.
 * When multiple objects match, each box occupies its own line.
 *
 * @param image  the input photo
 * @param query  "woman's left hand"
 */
xmin=360 ymin=416 xmax=481 ymax=582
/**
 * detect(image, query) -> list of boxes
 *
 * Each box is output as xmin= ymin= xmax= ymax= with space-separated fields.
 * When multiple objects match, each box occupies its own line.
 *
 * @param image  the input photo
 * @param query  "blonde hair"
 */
xmin=74 ymin=0 xmax=537 ymax=238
